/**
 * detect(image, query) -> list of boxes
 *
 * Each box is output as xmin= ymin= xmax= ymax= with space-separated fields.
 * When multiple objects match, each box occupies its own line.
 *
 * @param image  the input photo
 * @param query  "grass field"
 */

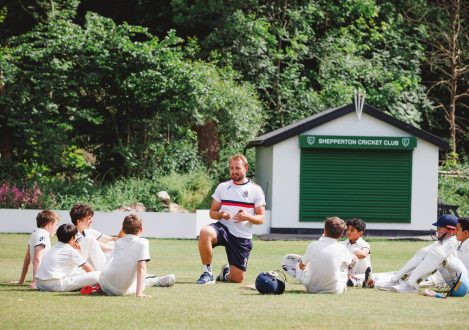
xmin=1 ymin=234 xmax=468 ymax=329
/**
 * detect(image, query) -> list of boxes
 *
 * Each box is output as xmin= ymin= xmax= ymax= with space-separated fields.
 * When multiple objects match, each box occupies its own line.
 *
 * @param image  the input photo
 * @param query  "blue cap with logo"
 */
xmin=432 ymin=214 xmax=458 ymax=229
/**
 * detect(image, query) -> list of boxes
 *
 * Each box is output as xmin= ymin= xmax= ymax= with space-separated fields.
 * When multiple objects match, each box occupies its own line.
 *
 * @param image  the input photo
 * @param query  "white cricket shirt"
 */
xmin=36 ymin=242 xmax=87 ymax=280
xmin=342 ymin=237 xmax=371 ymax=275
xmin=301 ymin=237 xmax=354 ymax=294
xmin=28 ymin=228 xmax=51 ymax=260
xmin=99 ymin=234 xmax=150 ymax=295
xmin=212 ymin=180 xmax=266 ymax=239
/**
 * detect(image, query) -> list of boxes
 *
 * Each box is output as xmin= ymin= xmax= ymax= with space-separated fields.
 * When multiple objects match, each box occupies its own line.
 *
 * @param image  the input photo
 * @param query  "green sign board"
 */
xmin=299 ymin=135 xmax=417 ymax=150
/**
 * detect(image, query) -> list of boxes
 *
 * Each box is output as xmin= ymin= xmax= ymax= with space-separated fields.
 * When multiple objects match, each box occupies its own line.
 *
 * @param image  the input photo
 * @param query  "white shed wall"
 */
xmin=266 ymin=112 xmax=440 ymax=231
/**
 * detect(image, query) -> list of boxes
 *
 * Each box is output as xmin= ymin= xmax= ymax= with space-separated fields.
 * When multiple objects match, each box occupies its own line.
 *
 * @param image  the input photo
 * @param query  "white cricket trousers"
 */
xmin=79 ymin=237 xmax=107 ymax=271
xmin=36 ymin=271 xmax=101 ymax=292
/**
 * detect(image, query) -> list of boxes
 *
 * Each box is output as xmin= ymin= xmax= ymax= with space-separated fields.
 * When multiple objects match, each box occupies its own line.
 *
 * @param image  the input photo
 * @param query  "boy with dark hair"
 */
xmin=342 ymin=218 xmax=373 ymax=288
xmin=282 ymin=217 xmax=356 ymax=294
xmin=100 ymin=214 xmax=175 ymax=297
xmin=14 ymin=210 xmax=60 ymax=289
xmin=69 ymin=203 xmax=116 ymax=270
xmin=36 ymin=224 xmax=100 ymax=292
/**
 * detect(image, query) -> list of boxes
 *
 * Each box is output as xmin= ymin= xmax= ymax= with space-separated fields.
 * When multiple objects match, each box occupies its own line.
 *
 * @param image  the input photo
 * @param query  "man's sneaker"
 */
xmin=362 ymin=267 xmax=374 ymax=288
xmin=376 ymin=279 xmax=399 ymax=291
xmin=146 ymin=274 xmax=176 ymax=287
xmin=196 ymin=272 xmax=215 ymax=285
xmin=216 ymin=264 xmax=229 ymax=282
xmin=391 ymin=281 xmax=419 ymax=293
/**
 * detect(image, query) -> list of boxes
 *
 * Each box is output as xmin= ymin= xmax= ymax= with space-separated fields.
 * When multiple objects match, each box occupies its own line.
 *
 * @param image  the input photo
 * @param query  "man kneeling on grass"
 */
xmin=36 ymin=224 xmax=100 ymax=292
xmin=99 ymin=214 xmax=175 ymax=298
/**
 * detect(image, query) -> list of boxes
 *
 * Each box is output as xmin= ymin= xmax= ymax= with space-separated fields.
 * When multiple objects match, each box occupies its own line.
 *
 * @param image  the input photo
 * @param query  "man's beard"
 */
xmin=231 ymin=174 xmax=245 ymax=182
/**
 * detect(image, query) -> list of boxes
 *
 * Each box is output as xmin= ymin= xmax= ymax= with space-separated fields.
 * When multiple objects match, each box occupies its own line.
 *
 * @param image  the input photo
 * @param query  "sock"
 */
xmin=203 ymin=264 xmax=212 ymax=275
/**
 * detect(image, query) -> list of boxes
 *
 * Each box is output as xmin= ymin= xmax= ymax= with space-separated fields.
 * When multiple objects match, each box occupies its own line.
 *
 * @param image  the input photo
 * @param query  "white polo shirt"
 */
xmin=99 ymin=234 xmax=150 ymax=295
xmin=341 ymin=237 xmax=371 ymax=275
xmin=457 ymin=239 xmax=469 ymax=272
xmin=36 ymin=242 xmax=87 ymax=280
xmin=301 ymin=237 xmax=354 ymax=294
xmin=28 ymin=228 xmax=51 ymax=260
xmin=76 ymin=228 xmax=102 ymax=243
xmin=213 ymin=180 xmax=266 ymax=239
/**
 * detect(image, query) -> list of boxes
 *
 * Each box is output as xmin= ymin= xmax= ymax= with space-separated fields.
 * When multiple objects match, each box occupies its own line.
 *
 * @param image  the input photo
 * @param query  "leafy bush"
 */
xmin=157 ymin=171 xmax=216 ymax=211
xmin=438 ymin=161 xmax=469 ymax=215
xmin=0 ymin=182 xmax=53 ymax=209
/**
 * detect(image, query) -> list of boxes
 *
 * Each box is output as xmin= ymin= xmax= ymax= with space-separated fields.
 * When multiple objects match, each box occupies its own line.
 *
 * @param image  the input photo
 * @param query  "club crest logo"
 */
xmin=307 ymin=136 xmax=315 ymax=145
xmin=243 ymin=190 xmax=249 ymax=198
xmin=402 ymin=138 xmax=410 ymax=147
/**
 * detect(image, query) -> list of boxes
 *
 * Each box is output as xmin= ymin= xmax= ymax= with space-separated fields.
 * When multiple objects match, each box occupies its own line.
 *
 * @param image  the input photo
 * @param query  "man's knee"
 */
xmin=228 ymin=265 xmax=246 ymax=283
xmin=199 ymin=226 xmax=216 ymax=242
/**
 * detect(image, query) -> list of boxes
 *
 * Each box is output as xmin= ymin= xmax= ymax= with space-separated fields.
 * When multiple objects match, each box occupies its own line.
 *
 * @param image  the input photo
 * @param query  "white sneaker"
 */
xmin=391 ymin=281 xmax=418 ymax=293
xmin=376 ymin=280 xmax=399 ymax=291
xmin=281 ymin=254 xmax=302 ymax=278
xmin=146 ymin=274 xmax=176 ymax=287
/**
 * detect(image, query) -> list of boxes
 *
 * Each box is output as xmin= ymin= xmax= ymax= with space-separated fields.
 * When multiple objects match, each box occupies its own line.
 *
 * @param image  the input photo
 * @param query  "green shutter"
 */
xmin=300 ymin=149 xmax=412 ymax=223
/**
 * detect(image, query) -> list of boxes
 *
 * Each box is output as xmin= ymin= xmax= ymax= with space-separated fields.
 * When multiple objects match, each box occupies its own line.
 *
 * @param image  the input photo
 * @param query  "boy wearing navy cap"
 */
xmin=377 ymin=214 xmax=467 ymax=293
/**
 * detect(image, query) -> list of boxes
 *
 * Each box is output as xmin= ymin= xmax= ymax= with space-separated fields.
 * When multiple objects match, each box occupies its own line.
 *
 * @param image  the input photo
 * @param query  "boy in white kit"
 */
xmin=342 ymin=218 xmax=374 ymax=288
xmin=100 ymin=214 xmax=175 ymax=297
xmin=70 ymin=203 xmax=117 ymax=270
xmin=36 ymin=223 xmax=100 ymax=292
xmin=13 ymin=210 xmax=60 ymax=289
xmin=282 ymin=217 xmax=357 ymax=294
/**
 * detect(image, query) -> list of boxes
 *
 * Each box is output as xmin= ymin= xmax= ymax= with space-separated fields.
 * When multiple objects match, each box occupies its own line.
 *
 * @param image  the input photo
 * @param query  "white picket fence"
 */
xmin=0 ymin=209 xmax=272 ymax=238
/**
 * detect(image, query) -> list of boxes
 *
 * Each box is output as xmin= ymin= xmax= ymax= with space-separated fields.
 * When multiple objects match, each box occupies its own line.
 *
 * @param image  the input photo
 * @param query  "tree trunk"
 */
xmin=194 ymin=120 xmax=220 ymax=166
xmin=0 ymin=78 xmax=11 ymax=160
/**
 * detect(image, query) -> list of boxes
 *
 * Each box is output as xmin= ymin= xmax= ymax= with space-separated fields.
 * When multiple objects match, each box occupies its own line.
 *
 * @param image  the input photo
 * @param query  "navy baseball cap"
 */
xmin=432 ymin=214 xmax=458 ymax=229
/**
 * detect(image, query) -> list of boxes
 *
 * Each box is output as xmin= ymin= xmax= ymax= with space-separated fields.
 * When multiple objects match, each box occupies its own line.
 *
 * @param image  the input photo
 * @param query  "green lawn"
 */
xmin=1 ymin=234 xmax=468 ymax=329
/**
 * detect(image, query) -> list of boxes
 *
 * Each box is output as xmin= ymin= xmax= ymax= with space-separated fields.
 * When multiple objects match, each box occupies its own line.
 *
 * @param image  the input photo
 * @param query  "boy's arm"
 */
xmin=136 ymin=260 xmax=149 ymax=298
xmin=17 ymin=246 xmax=31 ymax=284
xmin=352 ymin=247 xmax=370 ymax=259
xmin=80 ymin=262 xmax=95 ymax=273
xmin=98 ymin=234 xmax=118 ymax=243
xmin=30 ymin=245 xmax=45 ymax=288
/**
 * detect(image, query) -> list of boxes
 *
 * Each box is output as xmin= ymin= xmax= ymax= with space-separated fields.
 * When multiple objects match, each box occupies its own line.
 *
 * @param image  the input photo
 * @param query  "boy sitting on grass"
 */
xmin=281 ymin=216 xmax=357 ymax=294
xmin=99 ymin=214 xmax=175 ymax=298
xmin=342 ymin=218 xmax=374 ymax=288
xmin=36 ymin=223 xmax=100 ymax=292
xmin=13 ymin=210 xmax=60 ymax=289
xmin=70 ymin=203 xmax=117 ymax=270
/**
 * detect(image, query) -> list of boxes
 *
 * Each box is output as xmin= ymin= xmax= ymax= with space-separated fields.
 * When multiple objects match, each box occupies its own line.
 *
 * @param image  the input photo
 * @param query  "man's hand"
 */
xmin=234 ymin=209 xmax=249 ymax=223
xmin=29 ymin=281 xmax=37 ymax=289
xmin=220 ymin=211 xmax=231 ymax=220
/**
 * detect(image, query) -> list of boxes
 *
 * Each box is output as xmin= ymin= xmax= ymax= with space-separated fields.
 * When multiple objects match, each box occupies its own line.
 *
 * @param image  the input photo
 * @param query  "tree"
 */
xmin=419 ymin=0 xmax=469 ymax=157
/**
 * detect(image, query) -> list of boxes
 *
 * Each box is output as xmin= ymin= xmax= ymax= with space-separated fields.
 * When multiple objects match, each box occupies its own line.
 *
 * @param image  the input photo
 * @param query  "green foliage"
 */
xmin=438 ymin=161 xmax=469 ymax=215
xmin=157 ymin=171 xmax=216 ymax=211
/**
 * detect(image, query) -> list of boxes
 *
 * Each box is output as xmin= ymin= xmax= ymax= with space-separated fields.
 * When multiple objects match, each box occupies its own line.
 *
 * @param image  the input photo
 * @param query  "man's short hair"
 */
xmin=324 ymin=216 xmax=346 ymax=239
xmin=122 ymin=214 xmax=142 ymax=235
xmin=458 ymin=217 xmax=469 ymax=232
xmin=69 ymin=204 xmax=94 ymax=225
xmin=346 ymin=218 xmax=366 ymax=233
xmin=229 ymin=154 xmax=248 ymax=167
xmin=36 ymin=210 xmax=59 ymax=228
xmin=56 ymin=223 xmax=78 ymax=243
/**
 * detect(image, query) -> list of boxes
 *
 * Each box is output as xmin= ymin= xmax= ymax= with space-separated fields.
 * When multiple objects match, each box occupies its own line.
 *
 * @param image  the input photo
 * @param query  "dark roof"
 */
xmin=247 ymin=103 xmax=449 ymax=150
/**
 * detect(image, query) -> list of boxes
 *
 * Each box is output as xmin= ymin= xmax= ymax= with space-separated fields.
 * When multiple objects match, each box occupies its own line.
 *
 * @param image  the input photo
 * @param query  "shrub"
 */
xmin=0 ymin=182 xmax=53 ymax=209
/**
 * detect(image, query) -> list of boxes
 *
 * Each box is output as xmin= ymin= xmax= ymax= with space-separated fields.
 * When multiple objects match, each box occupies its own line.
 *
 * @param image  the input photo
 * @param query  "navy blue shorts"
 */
xmin=211 ymin=222 xmax=253 ymax=271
